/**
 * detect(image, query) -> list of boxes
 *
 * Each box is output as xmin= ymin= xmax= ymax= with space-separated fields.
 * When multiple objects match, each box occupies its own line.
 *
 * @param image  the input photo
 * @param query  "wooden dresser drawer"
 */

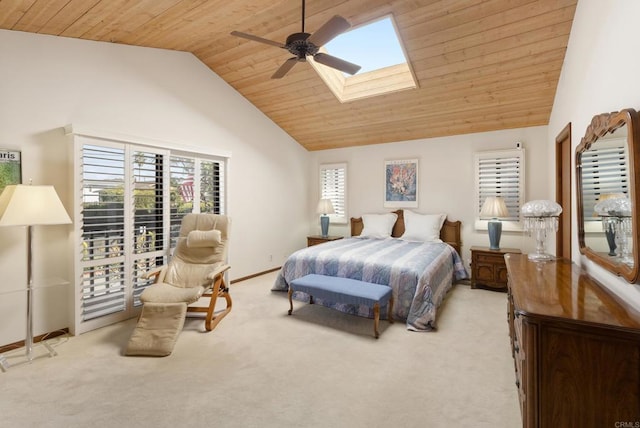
xmin=513 ymin=315 xmax=525 ymax=393
xmin=476 ymin=253 xmax=505 ymax=264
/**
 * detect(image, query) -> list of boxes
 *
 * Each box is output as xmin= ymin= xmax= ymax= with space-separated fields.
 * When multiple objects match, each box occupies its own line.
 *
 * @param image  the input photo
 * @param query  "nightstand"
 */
xmin=470 ymin=246 xmax=521 ymax=291
xmin=307 ymin=235 xmax=343 ymax=247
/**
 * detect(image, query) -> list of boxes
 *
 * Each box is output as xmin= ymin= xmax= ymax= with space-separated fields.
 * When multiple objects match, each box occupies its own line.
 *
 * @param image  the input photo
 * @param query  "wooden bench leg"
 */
xmin=288 ymin=287 xmax=293 ymax=315
xmin=373 ymin=303 xmax=380 ymax=339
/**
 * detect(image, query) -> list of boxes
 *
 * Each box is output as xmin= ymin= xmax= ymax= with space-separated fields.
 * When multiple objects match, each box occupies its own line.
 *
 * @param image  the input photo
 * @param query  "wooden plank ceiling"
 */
xmin=0 ymin=0 xmax=577 ymax=151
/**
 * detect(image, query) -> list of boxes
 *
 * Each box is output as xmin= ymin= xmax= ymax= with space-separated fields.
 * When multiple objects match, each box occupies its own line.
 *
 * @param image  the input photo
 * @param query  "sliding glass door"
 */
xmin=71 ymin=135 xmax=226 ymax=334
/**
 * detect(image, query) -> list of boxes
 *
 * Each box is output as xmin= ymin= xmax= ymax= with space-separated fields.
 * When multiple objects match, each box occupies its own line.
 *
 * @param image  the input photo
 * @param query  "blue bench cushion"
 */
xmin=290 ymin=274 xmax=392 ymax=307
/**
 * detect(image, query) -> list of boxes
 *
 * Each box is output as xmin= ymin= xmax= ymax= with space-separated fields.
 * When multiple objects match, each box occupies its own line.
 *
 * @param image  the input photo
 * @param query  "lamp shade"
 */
xmin=0 ymin=185 xmax=71 ymax=226
xmin=594 ymin=194 xmax=631 ymax=217
xmin=316 ymin=198 xmax=335 ymax=215
xmin=480 ymin=196 xmax=508 ymax=218
xmin=521 ymin=200 xmax=562 ymax=218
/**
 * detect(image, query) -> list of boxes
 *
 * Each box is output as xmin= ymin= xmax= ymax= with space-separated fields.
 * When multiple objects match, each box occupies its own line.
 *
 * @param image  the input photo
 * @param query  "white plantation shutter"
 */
xmin=581 ymin=144 xmax=629 ymax=218
xmin=169 ymin=156 xmax=226 ymax=247
xmin=200 ymin=159 xmax=225 ymax=214
xmin=169 ymin=156 xmax=195 ymax=247
xmin=476 ymin=149 xmax=525 ymax=222
xmin=131 ymin=149 xmax=168 ymax=307
xmin=320 ymin=163 xmax=347 ymax=223
xmin=80 ymin=144 xmax=128 ymax=322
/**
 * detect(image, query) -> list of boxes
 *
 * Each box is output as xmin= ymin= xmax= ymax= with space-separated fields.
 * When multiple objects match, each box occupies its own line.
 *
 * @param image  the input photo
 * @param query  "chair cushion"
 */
xmin=187 ymin=229 xmax=222 ymax=248
xmin=140 ymin=282 xmax=205 ymax=305
xmin=164 ymin=258 xmax=216 ymax=289
xmin=125 ymin=302 xmax=187 ymax=357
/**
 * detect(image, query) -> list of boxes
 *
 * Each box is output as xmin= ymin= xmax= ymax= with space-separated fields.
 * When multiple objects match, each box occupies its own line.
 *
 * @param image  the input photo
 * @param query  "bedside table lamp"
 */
xmin=522 ymin=199 xmax=562 ymax=261
xmin=316 ymin=198 xmax=335 ymax=238
xmin=0 ymin=184 xmax=71 ymax=371
xmin=480 ymin=196 xmax=508 ymax=250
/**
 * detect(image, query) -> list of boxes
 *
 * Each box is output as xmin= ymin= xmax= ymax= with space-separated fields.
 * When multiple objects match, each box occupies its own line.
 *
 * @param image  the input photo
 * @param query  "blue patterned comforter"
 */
xmin=272 ymin=237 xmax=468 ymax=331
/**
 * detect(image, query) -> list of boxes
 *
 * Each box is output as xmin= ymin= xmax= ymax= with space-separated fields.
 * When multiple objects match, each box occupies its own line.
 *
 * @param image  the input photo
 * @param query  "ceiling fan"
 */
xmin=230 ymin=0 xmax=361 ymax=79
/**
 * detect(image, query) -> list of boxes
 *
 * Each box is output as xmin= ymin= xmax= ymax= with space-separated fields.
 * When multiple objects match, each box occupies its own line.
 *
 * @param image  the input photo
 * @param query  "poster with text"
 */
xmin=0 ymin=149 xmax=22 ymax=195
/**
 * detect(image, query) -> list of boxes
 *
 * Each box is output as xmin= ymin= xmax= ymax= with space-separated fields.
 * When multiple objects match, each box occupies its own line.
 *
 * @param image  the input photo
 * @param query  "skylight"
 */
xmin=309 ymin=15 xmax=418 ymax=103
xmin=325 ymin=17 xmax=408 ymax=74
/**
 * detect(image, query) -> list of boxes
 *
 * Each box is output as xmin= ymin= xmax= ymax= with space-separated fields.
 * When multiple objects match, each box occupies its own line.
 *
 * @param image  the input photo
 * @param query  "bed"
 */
xmin=272 ymin=209 xmax=468 ymax=331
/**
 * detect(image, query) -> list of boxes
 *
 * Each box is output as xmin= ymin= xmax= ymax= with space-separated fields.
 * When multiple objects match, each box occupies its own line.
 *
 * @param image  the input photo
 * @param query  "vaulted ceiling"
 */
xmin=0 ymin=0 xmax=577 ymax=151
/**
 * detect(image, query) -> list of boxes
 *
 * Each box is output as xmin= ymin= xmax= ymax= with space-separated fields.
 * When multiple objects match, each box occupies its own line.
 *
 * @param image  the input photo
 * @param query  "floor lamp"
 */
xmin=0 ymin=184 xmax=71 ymax=372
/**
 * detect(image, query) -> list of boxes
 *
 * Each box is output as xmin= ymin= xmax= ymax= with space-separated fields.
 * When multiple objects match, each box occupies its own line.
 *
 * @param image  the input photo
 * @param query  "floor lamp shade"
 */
xmin=0 ymin=185 xmax=71 ymax=226
xmin=480 ymin=196 xmax=508 ymax=250
xmin=316 ymin=198 xmax=335 ymax=238
xmin=0 ymin=184 xmax=71 ymax=371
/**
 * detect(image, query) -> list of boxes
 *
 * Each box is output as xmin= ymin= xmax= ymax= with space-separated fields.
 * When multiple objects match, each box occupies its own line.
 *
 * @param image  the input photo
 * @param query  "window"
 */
xmin=475 ymin=149 xmax=525 ymax=226
xmin=169 ymin=156 xmax=225 ymax=247
xmin=309 ymin=15 xmax=417 ymax=103
xmin=580 ymin=143 xmax=628 ymax=221
xmin=320 ymin=163 xmax=347 ymax=224
xmin=72 ymin=134 xmax=227 ymax=334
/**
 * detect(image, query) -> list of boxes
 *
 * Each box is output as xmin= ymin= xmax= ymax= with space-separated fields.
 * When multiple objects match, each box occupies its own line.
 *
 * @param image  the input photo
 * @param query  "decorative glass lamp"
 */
xmin=594 ymin=194 xmax=632 ymax=265
xmin=316 ymin=198 xmax=335 ymax=238
xmin=480 ymin=196 xmax=509 ymax=250
xmin=522 ymin=200 xmax=562 ymax=261
xmin=594 ymin=193 xmax=626 ymax=256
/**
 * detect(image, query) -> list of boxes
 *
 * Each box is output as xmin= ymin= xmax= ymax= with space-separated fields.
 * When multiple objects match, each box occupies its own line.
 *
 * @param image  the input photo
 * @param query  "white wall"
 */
xmin=0 ymin=30 xmax=309 ymax=344
xmin=309 ymin=126 xmax=550 ymax=268
xmin=547 ymin=0 xmax=640 ymax=307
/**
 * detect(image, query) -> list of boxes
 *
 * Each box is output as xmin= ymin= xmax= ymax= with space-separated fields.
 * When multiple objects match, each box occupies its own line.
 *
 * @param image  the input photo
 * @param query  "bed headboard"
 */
xmin=350 ymin=209 xmax=462 ymax=255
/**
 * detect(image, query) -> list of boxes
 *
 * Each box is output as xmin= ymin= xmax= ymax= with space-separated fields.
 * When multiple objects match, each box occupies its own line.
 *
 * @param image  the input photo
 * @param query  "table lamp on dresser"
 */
xmin=522 ymin=199 xmax=562 ymax=261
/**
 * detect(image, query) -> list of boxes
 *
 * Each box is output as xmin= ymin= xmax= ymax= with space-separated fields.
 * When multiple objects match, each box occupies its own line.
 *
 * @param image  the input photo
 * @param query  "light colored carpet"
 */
xmin=0 ymin=272 xmax=520 ymax=428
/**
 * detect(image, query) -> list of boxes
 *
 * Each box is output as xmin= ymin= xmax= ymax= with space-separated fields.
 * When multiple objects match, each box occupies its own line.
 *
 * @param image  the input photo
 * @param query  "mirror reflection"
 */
xmin=581 ymin=126 xmax=631 ymax=263
xmin=576 ymin=109 xmax=640 ymax=283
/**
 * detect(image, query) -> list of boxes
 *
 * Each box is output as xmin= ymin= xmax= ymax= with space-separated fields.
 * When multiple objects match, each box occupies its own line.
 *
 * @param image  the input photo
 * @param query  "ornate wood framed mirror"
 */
xmin=576 ymin=109 xmax=640 ymax=283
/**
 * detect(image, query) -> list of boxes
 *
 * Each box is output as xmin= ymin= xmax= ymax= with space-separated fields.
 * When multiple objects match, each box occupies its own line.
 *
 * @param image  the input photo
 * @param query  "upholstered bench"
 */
xmin=287 ymin=274 xmax=394 ymax=338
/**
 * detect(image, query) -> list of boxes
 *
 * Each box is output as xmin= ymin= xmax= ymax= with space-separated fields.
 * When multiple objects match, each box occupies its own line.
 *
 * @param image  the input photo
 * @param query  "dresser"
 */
xmin=505 ymin=254 xmax=640 ymax=428
xmin=470 ymin=246 xmax=520 ymax=291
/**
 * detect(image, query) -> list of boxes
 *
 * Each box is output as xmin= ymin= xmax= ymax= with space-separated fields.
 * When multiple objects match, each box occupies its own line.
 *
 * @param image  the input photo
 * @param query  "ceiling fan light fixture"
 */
xmin=230 ymin=0 xmax=360 ymax=79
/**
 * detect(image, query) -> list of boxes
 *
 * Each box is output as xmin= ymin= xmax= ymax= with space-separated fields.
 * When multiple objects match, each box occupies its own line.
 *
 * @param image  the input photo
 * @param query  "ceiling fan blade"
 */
xmin=271 ymin=57 xmax=299 ymax=79
xmin=313 ymin=53 xmax=361 ymax=75
xmin=307 ymin=15 xmax=351 ymax=47
xmin=230 ymin=31 xmax=285 ymax=48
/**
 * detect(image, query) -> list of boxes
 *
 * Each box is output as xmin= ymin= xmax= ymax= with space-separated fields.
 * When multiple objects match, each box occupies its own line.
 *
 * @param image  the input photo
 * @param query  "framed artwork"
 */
xmin=0 ymin=149 xmax=22 ymax=194
xmin=384 ymin=158 xmax=418 ymax=208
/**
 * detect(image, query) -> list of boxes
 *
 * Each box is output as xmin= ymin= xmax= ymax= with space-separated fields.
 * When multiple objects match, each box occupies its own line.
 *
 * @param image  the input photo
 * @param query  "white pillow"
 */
xmin=401 ymin=210 xmax=446 ymax=242
xmin=360 ymin=213 xmax=398 ymax=238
